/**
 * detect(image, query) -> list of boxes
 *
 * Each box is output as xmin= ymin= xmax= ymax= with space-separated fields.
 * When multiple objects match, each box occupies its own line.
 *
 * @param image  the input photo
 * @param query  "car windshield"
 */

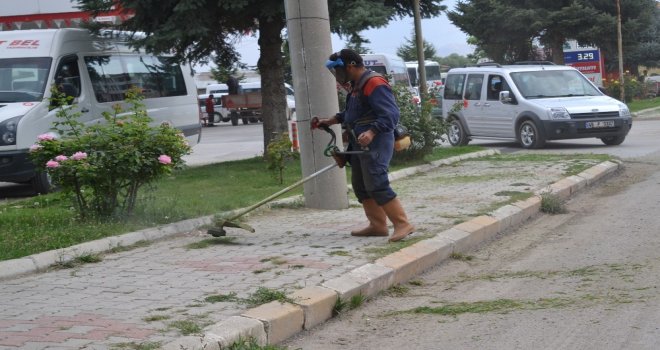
xmin=510 ymin=69 xmax=601 ymax=99
xmin=0 ymin=57 xmax=52 ymax=102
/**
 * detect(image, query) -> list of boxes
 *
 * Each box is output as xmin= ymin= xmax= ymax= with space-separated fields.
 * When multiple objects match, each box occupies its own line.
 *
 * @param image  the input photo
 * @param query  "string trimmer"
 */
xmin=207 ymin=118 xmax=363 ymax=237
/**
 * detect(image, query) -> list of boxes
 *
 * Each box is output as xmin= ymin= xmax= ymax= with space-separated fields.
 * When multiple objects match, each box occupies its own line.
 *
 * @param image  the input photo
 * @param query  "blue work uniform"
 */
xmin=336 ymin=71 xmax=400 ymax=205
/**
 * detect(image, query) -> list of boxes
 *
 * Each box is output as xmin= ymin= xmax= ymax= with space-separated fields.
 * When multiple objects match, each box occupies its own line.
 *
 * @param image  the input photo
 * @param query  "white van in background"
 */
xmin=361 ymin=53 xmax=413 ymax=90
xmin=0 ymin=29 xmax=201 ymax=193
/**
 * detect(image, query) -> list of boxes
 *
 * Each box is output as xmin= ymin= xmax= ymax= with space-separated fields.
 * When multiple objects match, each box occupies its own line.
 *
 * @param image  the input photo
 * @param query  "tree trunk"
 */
xmin=257 ymin=17 xmax=289 ymax=152
xmin=550 ymin=36 xmax=565 ymax=65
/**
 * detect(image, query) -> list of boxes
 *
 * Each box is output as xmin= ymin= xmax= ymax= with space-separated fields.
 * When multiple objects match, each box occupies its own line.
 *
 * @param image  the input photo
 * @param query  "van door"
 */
xmin=481 ymin=74 xmax=515 ymax=138
xmin=461 ymin=74 xmax=486 ymax=135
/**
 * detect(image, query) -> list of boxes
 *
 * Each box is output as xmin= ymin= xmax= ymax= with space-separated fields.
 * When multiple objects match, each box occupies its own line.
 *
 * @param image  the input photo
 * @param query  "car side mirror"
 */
xmin=499 ymin=91 xmax=512 ymax=104
xmin=597 ymin=86 xmax=607 ymax=94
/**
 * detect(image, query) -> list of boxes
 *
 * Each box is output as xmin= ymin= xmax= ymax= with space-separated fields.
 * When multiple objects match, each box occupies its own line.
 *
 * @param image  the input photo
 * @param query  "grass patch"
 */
xmin=628 ymin=97 xmax=660 ymax=112
xmin=167 ymin=320 xmax=203 ymax=335
xmin=111 ymin=341 xmax=162 ymax=350
xmin=540 ymin=193 xmax=566 ymax=214
xmin=205 ymin=292 xmax=240 ymax=303
xmin=244 ymin=287 xmax=292 ymax=308
xmin=475 ymin=191 xmax=534 ymax=216
xmin=108 ymin=240 xmax=152 ymax=254
xmin=1 ymin=146 xmax=489 ymax=262
xmin=225 ymin=337 xmax=288 ymax=350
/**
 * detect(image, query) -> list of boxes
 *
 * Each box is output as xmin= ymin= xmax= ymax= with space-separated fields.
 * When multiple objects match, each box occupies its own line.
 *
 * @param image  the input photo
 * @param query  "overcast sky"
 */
xmin=234 ymin=0 xmax=472 ymax=67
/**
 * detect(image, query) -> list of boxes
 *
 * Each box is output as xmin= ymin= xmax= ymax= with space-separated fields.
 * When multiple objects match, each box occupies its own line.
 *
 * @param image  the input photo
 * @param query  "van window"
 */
xmin=0 ymin=57 xmax=51 ymax=102
xmin=443 ymin=74 xmax=465 ymax=100
xmin=486 ymin=75 xmax=509 ymax=101
xmin=510 ymin=70 xmax=600 ymax=99
xmin=464 ymin=74 xmax=483 ymax=100
xmin=84 ymin=55 xmax=187 ymax=102
xmin=54 ymin=56 xmax=81 ymax=101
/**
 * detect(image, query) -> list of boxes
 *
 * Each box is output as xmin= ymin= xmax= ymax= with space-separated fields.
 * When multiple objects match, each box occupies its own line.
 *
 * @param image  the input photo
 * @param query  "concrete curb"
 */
xmin=0 ymin=149 xmax=498 ymax=281
xmin=162 ymin=159 xmax=622 ymax=348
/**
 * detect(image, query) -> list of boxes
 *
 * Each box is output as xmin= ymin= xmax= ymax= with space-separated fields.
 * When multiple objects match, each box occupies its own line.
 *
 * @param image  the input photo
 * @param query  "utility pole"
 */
xmin=413 ymin=0 xmax=427 ymax=102
xmin=616 ymin=0 xmax=625 ymax=102
xmin=284 ymin=0 xmax=348 ymax=210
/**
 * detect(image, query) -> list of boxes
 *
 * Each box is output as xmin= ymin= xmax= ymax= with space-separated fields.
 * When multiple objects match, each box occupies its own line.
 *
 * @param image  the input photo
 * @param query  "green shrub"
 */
xmin=265 ymin=132 xmax=299 ymax=184
xmin=29 ymin=87 xmax=191 ymax=219
xmin=391 ymin=84 xmax=448 ymax=161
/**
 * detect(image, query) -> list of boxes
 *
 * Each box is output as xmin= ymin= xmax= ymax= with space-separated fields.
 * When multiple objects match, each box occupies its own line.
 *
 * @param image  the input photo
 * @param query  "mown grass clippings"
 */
xmin=108 ymin=240 xmax=152 ymax=254
xmin=395 ymin=297 xmax=575 ymax=317
xmin=363 ymin=233 xmax=434 ymax=260
xmin=450 ymin=252 xmax=474 ymax=261
xmin=328 ymin=250 xmax=351 ymax=257
xmin=384 ymin=284 xmax=410 ymax=297
xmin=51 ymin=253 xmax=103 ymax=269
xmin=111 ymin=341 xmax=162 ymax=350
xmin=142 ymin=315 xmax=170 ymax=322
xmin=186 ymin=237 xmax=239 ymax=249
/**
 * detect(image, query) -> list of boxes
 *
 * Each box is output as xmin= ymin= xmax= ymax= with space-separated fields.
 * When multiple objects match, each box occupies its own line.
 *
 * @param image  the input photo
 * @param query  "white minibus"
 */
xmin=0 ymin=29 xmax=201 ymax=193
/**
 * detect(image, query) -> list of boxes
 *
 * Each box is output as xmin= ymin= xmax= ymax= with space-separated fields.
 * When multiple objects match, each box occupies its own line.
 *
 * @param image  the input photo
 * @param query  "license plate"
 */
xmin=585 ymin=120 xmax=615 ymax=129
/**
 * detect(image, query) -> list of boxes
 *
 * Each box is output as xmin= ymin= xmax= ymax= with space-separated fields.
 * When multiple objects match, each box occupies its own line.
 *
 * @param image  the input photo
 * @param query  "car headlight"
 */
xmin=0 ymin=116 xmax=22 ymax=146
xmin=548 ymin=107 xmax=570 ymax=120
xmin=619 ymin=106 xmax=631 ymax=118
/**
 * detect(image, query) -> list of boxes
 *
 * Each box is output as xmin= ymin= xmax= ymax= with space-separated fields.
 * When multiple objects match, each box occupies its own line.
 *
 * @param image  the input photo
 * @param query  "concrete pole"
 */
xmin=616 ymin=0 xmax=625 ymax=102
xmin=413 ymin=0 xmax=427 ymax=102
xmin=284 ymin=0 xmax=348 ymax=209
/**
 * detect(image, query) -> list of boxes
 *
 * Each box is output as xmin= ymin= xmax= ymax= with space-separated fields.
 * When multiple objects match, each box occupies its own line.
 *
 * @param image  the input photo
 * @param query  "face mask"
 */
xmin=325 ymin=58 xmax=349 ymax=84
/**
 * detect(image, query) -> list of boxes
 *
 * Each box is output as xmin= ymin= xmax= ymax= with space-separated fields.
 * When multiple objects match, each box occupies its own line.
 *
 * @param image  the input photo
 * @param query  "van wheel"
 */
xmin=230 ymin=112 xmax=239 ymax=126
xmin=518 ymin=120 xmax=545 ymax=149
xmin=249 ymin=117 xmax=258 ymax=123
xmin=447 ymin=118 xmax=469 ymax=146
xmin=31 ymin=171 xmax=55 ymax=194
xmin=600 ymin=135 xmax=625 ymax=146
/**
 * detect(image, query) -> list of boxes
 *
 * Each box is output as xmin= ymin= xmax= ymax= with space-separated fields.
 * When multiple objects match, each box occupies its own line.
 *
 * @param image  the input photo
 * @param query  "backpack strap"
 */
xmin=352 ymin=71 xmax=390 ymax=127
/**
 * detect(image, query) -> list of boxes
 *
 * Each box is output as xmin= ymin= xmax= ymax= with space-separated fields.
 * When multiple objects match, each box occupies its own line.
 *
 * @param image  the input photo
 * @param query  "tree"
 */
xmin=436 ymin=53 xmax=474 ymax=69
xmin=77 ymin=0 xmax=445 ymax=151
xmin=396 ymin=30 xmax=437 ymax=61
xmin=447 ymin=0 xmax=657 ymax=71
xmin=345 ymin=33 xmax=373 ymax=54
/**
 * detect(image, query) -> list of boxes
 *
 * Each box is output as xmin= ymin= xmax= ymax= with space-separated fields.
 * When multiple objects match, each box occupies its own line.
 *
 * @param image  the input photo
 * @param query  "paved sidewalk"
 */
xmin=0 ymin=150 xmax=620 ymax=349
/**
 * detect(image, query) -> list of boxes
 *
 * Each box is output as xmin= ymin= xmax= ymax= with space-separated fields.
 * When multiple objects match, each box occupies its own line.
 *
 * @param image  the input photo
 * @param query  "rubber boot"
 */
xmin=381 ymin=198 xmax=415 ymax=242
xmin=351 ymin=198 xmax=388 ymax=237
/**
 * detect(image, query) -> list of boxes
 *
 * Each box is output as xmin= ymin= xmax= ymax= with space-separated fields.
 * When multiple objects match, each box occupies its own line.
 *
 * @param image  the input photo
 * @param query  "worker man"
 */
xmin=316 ymin=49 xmax=415 ymax=243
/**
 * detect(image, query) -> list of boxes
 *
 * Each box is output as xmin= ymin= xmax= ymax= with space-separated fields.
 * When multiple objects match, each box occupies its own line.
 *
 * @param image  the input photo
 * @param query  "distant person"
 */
xmin=227 ymin=76 xmax=240 ymax=95
xmin=205 ymin=94 xmax=215 ymax=126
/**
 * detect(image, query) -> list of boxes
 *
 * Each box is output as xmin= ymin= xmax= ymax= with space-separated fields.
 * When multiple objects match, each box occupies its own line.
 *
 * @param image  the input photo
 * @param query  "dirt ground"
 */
xmin=282 ymin=157 xmax=660 ymax=350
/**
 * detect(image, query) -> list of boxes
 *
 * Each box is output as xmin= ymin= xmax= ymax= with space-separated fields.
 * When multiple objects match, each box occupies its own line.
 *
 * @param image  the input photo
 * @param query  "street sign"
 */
xmin=563 ymin=40 xmax=604 ymax=86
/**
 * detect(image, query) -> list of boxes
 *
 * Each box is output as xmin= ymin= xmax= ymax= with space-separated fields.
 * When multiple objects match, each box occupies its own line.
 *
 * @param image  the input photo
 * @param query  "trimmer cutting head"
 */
xmin=207 ymin=220 xmax=255 ymax=237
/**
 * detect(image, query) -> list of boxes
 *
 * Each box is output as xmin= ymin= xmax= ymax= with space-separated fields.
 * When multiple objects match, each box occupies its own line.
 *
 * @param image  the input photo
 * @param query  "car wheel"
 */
xmin=31 ymin=171 xmax=55 ymax=194
xmin=600 ymin=135 xmax=625 ymax=146
xmin=242 ymin=117 xmax=249 ymax=125
xmin=447 ymin=118 xmax=469 ymax=146
xmin=518 ymin=120 xmax=545 ymax=149
xmin=249 ymin=117 xmax=258 ymax=123
xmin=230 ymin=112 xmax=239 ymax=126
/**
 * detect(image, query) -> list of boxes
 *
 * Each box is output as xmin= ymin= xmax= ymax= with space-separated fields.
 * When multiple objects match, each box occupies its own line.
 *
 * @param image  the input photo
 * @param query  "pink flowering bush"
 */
xmin=30 ymin=87 xmax=191 ymax=219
